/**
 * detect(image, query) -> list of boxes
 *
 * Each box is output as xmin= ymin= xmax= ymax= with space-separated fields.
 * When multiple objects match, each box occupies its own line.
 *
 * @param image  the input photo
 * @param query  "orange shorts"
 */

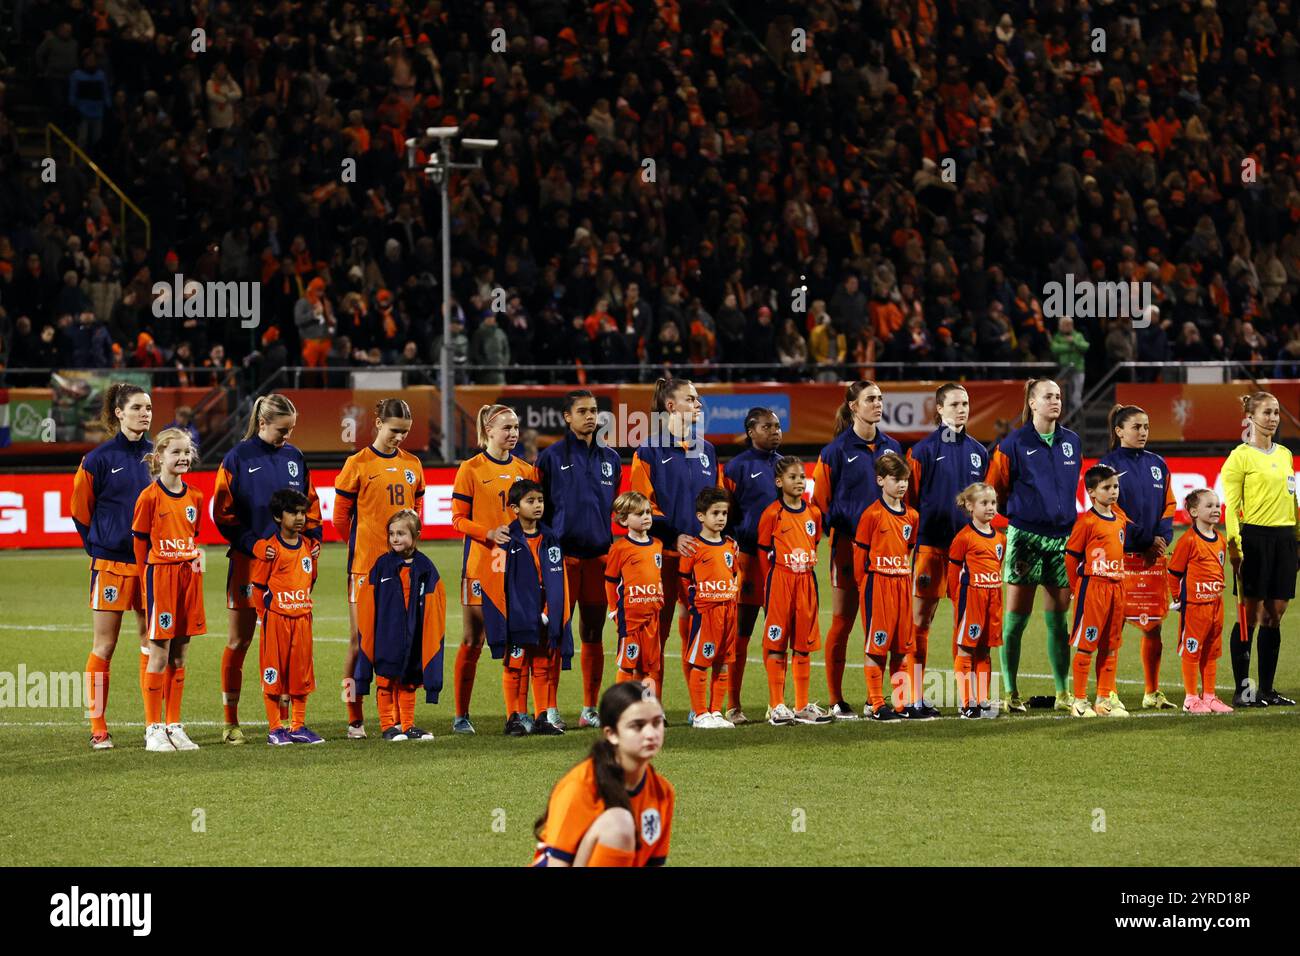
xmin=461 ymin=576 xmax=483 ymax=607
xmin=1123 ymin=553 xmax=1169 ymax=627
xmin=762 ymin=568 xmax=821 ymax=653
xmin=1070 ymin=577 xmax=1124 ymax=653
xmin=504 ymin=642 xmax=557 ymax=672
xmin=685 ymin=602 xmax=736 ymax=667
xmin=260 ymin=612 xmax=316 ymax=696
xmin=953 ymin=584 xmax=1003 ymax=650
xmin=829 ymin=534 xmax=856 ymax=590
xmin=89 ymin=559 xmax=142 ymax=612
xmin=913 ymin=546 xmax=949 ymax=601
xmin=616 ymin=615 xmax=661 ymax=674
xmin=226 ymin=550 xmax=259 ymax=610
xmin=144 ymin=562 xmax=206 ymax=642
xmin=736 ymin=550 xmax=767 ymax=607
xmin=565 ymin=555 xmax=608 ymax=607
xmin=1177 ymin=601 xmax=1224 ymax=661
xmin=861 ymin=572 xmax=914 ymax=657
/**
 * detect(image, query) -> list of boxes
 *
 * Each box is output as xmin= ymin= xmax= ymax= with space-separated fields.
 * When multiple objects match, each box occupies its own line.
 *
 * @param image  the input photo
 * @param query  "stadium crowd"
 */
xmin=2 ymin=0 xmax=1300 ymax=391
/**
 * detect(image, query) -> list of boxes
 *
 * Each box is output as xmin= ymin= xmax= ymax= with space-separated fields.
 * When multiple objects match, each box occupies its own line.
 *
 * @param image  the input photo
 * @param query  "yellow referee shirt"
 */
xmin=1221 ymin=442 xmax=1300 ymax=548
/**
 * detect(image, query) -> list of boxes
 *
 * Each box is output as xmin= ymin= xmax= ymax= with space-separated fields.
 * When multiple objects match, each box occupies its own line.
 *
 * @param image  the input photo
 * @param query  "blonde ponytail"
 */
xmin=244 ymin=393 xmax=298 ymax=440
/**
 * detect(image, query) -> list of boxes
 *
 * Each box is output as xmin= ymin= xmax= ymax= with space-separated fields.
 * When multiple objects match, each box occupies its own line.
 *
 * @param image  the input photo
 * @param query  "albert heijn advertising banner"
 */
xmin=0 ymin=457 xmax=1268 ymax=550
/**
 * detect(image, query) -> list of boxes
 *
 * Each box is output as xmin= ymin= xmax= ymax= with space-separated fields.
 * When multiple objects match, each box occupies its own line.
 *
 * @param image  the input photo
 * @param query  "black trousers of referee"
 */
xmin=1232 ymin=525 xmax=1297 ymax=696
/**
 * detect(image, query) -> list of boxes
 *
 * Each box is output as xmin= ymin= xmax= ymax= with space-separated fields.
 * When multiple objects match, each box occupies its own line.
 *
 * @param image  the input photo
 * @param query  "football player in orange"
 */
xmin=679 ymin=488 xmax=740 ymax=729
xmin=332 ymin=398 xmax=425 ymax=738
xmin=757 ymin=456 xmax=831 ymax=726
xmin=355 ymin=509 xmax=448 ymax=740
xmin=212 ymin=393 xmax=321 ymax=745
xmin=450 ymin=404 xmax=538 ymax=734
xmin=852 ymin=451 xmax=921 ymax=720
xmin=73 ymin=383 xmax=153 ymax=750
xmin=131 ymin=428 xmax=206 ymax=752
xmin=253 ymin=489 xmax=323 ymax=745
xmin=947 ymin=484 xmax=1006 ymax=718
xmin=1064 ymin=464 xmax=1131 ymax=717
xmin=532 ymin=682 xmax=674 ymax=867
xmin=1168 ymin=490 xmax=1233 ymax=713
xmin=605 ymin=492 xmax=666 ymax=696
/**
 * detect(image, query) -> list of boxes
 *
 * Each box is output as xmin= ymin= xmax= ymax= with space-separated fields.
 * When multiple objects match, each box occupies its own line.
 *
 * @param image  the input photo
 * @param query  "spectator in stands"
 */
xmin=648 ymin=318 xmax=686 ymax=370
xmin=53 ymin=271 xmax=90 ymax=319
xmin=295 ymin=277 xmax=334 ymax=384
xmin=470 ymin=311 xmax=509 ymax=385
xmin=1174 ymin=321 xmax=1211 ymax=362
xmin=163 ymin=405 xmax=201 ymax=453
xmin=776 ymin=317 xmax=808 ymax=381
xmin=81 ymin=256 xmax=121 ymax=325
xmin=68 ymin=51 xmax=111 ymax=148
xmin=1050 ymin=316 xmax=1090 ymax=416
xmin=35 ymin=22 xmax=77 ymax=115
xmin=745 ymin=305 xmax=777 ymax=380
xmin=205 ymin=61 xmax=242 ymax=148
xmin=71 ymin=309 xmax=112 ymax=368
xmin=829 ymin=274 xmax=868 ymax=338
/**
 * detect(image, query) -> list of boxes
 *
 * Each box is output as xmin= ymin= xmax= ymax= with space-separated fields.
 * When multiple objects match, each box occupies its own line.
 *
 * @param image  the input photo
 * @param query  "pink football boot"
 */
xmin=1183 ymin=694 xmax=1211 ymax=714
xmin=1202 ymin=694 xmax=1234 ymax=714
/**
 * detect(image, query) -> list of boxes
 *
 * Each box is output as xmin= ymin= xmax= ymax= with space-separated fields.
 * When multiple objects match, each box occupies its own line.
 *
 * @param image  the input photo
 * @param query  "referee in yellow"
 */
xmin=1222 ymin=390 xmax=1300 ymax=707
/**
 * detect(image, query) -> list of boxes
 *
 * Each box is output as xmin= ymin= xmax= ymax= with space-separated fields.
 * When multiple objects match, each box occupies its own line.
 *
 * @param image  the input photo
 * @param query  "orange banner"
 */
xmin=1115 ymin=381 xmax=1300 ymax=442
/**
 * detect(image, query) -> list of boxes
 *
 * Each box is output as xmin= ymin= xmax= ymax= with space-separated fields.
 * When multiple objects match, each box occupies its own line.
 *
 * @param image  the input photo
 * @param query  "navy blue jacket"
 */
xmin=906 ymin=426 xmax=989 ymax=548
xmin=354 ymin=550 xmax=445 ymax=703
xmin=483 ymin=520 xmax=574 ymax=668
xmin=1098 ymin=446 xmax=1175 ymax=552
xmin=72 ymin=430 xmax=153 ymax=562
xmin=214 ymin=436 xmax=321 ymax=558
xmin=812 ymin=426 xmax=902 ymax=542
xmin=536 ymin=430 xmax=621 ymax=559
xmin=988 ymin=423 xmax=1083 ymax=537
xmin=631 ymin=437 xmax=720 ymax=548
xmin=723 ymin=446 xmax=783 ymax=555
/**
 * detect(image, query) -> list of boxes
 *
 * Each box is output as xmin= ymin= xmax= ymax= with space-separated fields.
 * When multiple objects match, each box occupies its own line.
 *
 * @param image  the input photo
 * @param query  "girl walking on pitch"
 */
xmin=947 ymin=484 xmax=1006 ymax=718
xmin=1168 ymin=490 xmax=1233 ymax=713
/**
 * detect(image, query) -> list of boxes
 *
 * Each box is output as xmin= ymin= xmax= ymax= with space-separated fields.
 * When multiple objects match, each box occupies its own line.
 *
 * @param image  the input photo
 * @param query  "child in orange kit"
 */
xmin=253 ymin=489 xmax=323 ymax=745
xmin=355 ymin=509 xmax=448 ymax=741
xmin=757 ymin=456 xmax=831 ymax=726
xmin=1167 ymin=490 xmax=1233 ymax=714
xmin=604 ymin=492 xmax=666 ymax=702
xmin=947 ymin=483 xmax=1006 ymax=718
xmin=853 ymin=451 xmax=921 ymax=720
xmin=679 ymin=487 xmax=740 ymax=729
xmin=131 ymin=428 xmax=206 ymax=751
xmin=1065 ymin=464 xmax=1131 ymax=717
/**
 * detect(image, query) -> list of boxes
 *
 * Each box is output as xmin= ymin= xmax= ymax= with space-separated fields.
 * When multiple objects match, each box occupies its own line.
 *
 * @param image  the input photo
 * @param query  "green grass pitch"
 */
xmin=2 ymin=538 xmax=1298 ymax=867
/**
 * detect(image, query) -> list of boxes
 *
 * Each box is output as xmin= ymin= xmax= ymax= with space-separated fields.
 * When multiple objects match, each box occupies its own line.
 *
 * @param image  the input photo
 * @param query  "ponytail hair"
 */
xmin=145 ymin=428 xmax=192 ymax=477
xmin=375 ymin=398 xmax=412 ymax=422
xmin=533 ymin=681 xmax=656 ymax=845
xmin=933 ymin=383 xmax=967 ymax=424
xmin=1241 ymin=390 xmax=1278 ymax=420
xmin=1020 ymin=378 xmax=1057 ymax=426
xmin=98 ymin=382 xmax=148 ymax=436
xmin=476 ymin=404 xmax=516 ymax=448
xmin=244 ymin=393 xmax=298 ymax=440
xmin=651 ymin=377 xmax=693 ymax=413
xmin=1107 ymin=403 xmax=1145 ymax=450
xmin=956 ymin=481 xmax=996 ymax=515
xmin=833 ymin=380 xmax=879 ymax=436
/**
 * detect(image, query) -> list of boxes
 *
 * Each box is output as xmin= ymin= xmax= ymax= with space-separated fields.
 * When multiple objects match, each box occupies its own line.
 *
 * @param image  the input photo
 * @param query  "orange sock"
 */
xmin=453 ymin=643 xmax=482 ymax=715
xmin=974 ymin=653 xmax=992 ymax=703
xmin=503 ymin=666 xmax=522 ymax=715
xmin=547 ymin=646 xmax=561 ymax=711
xmin=587 ymin=843 xmax=636 ymax=867
xmin=164 ymin=667 xmax=185 ymax=724
xmin=517 ymin=657 xmax=531 ymax=715
xmin=954 ymin=652 xmax=974 ymax=707
xmin=138 ymin=650 xmax=148 ymax=697
xmin=1140 ymin=635 xmax=1162 ymax=693
xmin=1201 ymin=655 xmax=1218 ymax=697
xmin=865 ymin=659 xmax=885 ymax=710
xmin=398 ymin=685 xmax=416 ymax=728
xmin=679 ymin=611 xmax=691 ymax=684
xmin=291 ymin=695 xmax=307 ymax=729
xmin=888 ymin=652 xmax=908 ymax=710
xmin=376 ymin=676 xmax=398 ymax=729
xmin=85 ymin=652 xmax=110 ymax=736
xmin=1098 ymin=651 xmax=1118 ymax=699
xmin=1072 ymin=651 xmax=1091 ymax=699
xmin=580 ymin=642 xmax=604 ymax=707
xmin=729 ymin=636 xmax=750 ymax=710
xmin=765 ymin=653 xmax=787 ymax=708
xmin=825 ymin=615 xmax=852 ymax=702
xmin=163 ymin=665 xmax=174 ymax=710
xmin=792 ymin=652 xmax=811 ymax=710
xmin=531 ymin=650 xmax=550 ymax=718
xmin=346 ymin=698 xmax=364 ymax=723
xmin=221 ymin=645 xmax=247 ymax=724
xmin=143 ymin=669 xmax=166 ymax=725
xmin=264 ymin=694 xmax=283 ymax=731
xmin=687 ymin=665 xmax=708 ymax=715
xmin=708 ymin=664 xmax=729 ymax=713
xmin=1182 ymin=655 xmax=1200 ymax=698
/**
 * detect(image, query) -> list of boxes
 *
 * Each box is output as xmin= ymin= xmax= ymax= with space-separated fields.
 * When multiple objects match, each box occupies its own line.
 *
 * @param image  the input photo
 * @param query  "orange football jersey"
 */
xmin=1168 ymin=527 xmax=1227 ymax=604
xmin=605 ymin=536 xmax=665 ymax=622
xmin=451 ymin=451 xmax=538 ymax=580
xmin=533 ymin=758 xmax=675 ymax=867
xmin=333 ymin=446 xmax=426 ymax=576
xmin=1066 ymin=506 xmax=1129 ymax=583
xmin=680 ymin=536 xmax=741 ymax=605
xmin=757 ymin=500 xmax=821 ymax=574
xmin=131 ymin=480 xmax=204 ymax=563
xmin=251 ymin=533 xmax=318 ymax=617
xmin=947 ymin=524 xmax=1006 ymax=590
xmin=853 ymin=499 xmax=918 ymax=579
